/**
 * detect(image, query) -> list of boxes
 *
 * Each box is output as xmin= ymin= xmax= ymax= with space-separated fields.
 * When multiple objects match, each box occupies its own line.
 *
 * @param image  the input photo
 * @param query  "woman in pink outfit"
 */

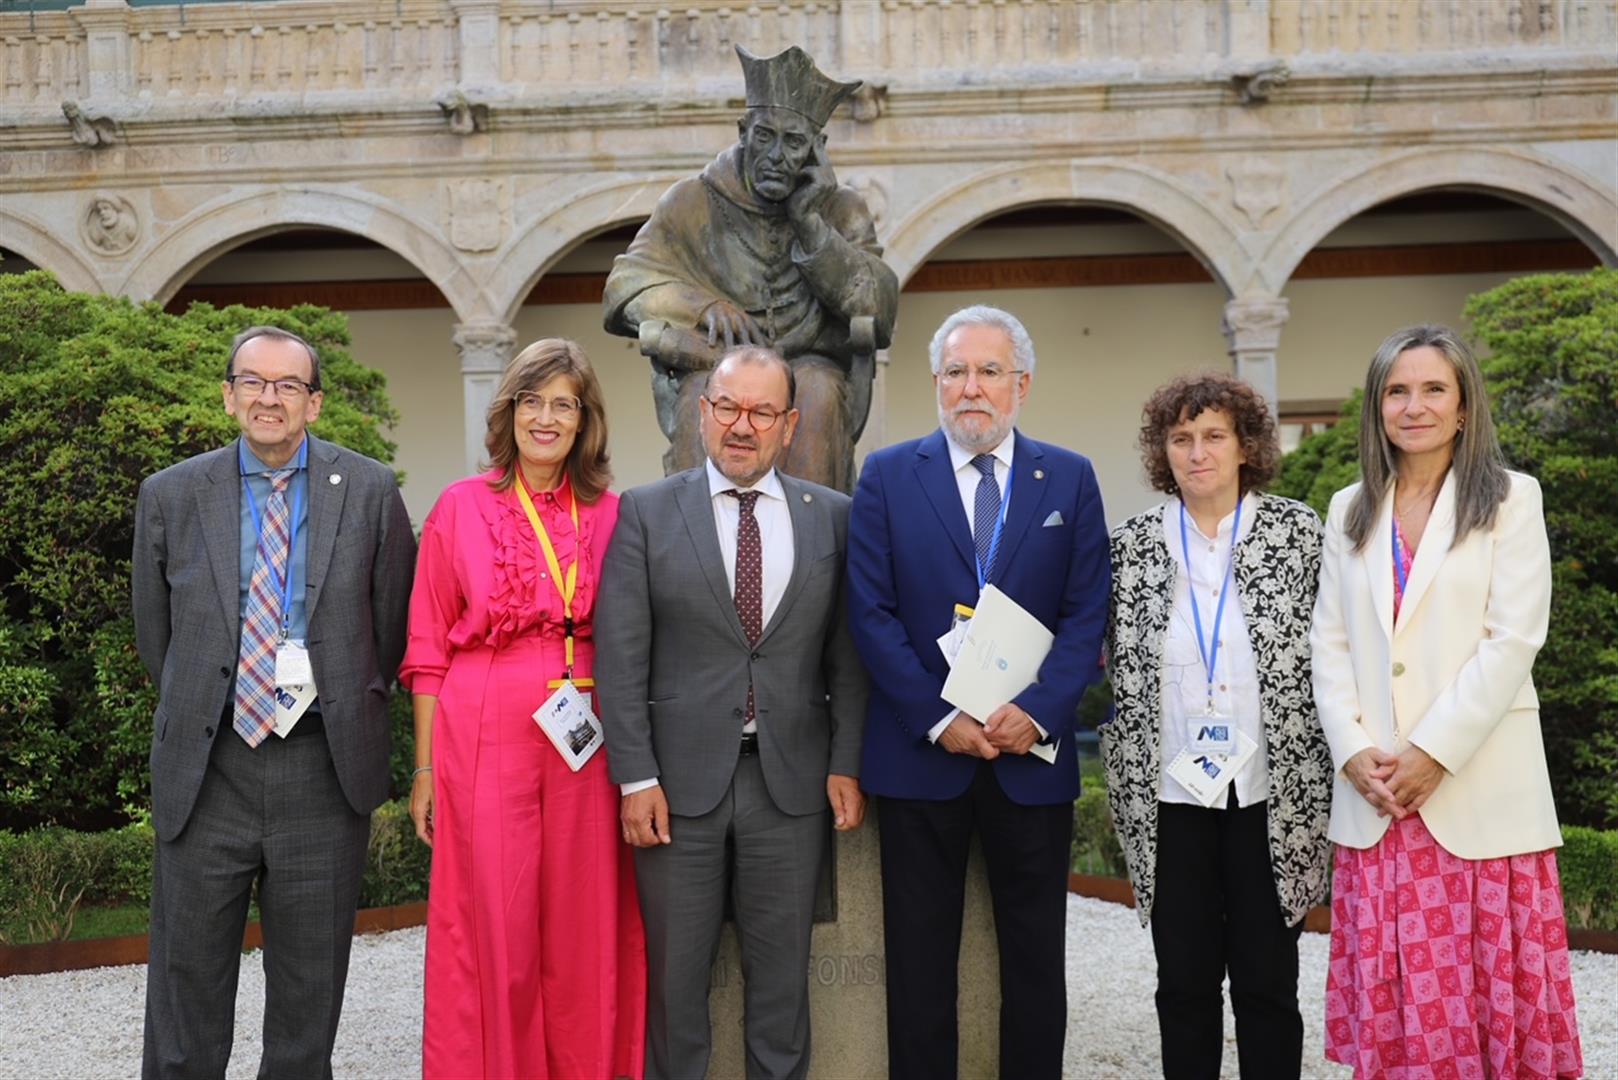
xmin=402 ymin=338 xmax=646 ymax=1080
xmin=1311 ymin=324 xmax=1582 ymax=1079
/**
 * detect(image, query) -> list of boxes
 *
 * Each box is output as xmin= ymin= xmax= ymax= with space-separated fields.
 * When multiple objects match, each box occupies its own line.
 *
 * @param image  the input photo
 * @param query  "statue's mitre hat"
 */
xmin=735 ymin=44 xmax=860 ymax=128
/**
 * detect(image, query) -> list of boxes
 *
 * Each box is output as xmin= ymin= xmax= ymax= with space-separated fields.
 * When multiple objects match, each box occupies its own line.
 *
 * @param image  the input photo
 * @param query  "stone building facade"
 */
xmin=2 ymin=3 xmax=1614 ymax=1074
xmin=2 ymin=0 xmax=1614 ymax=509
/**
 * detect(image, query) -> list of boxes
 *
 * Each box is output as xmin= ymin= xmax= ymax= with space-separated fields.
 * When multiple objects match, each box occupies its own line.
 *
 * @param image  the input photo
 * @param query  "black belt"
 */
xmin=738 ymin=731 xmax=759 ymax=756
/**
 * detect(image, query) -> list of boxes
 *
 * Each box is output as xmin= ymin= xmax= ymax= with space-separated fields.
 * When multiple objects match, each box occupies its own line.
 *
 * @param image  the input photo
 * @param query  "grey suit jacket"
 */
xmin=131 ymin=434 xmax=416 ymax=842
xmin=595 ymin=467 xmax=867 ymax=818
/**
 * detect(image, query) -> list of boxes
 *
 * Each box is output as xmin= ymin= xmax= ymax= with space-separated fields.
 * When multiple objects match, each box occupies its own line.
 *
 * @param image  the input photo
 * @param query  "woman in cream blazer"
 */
xmin=1311 ymin=324 xmax=1582 ymax=1080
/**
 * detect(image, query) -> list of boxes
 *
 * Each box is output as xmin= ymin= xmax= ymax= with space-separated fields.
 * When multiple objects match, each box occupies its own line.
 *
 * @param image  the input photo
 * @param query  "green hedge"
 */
xmin=0 ymin=799 xmax=431 ymax=945
xmin=1559 ymin=825 xmax=1618 ymax=932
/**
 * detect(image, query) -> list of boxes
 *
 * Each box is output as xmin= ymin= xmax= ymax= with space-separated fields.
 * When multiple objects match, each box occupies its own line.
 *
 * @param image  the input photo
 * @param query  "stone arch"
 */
xmin=882 ymin=160 xmax=1248 ymax=296
xmin=0 ymin=209 xmax=104 ymax=294
xmin=490 ymin=176 xmax=669 ymax=326
xmin=1258 ymin=146 xmax=1618 ymax=294
xmin=118 ymin=188 xmax=482 ymax=319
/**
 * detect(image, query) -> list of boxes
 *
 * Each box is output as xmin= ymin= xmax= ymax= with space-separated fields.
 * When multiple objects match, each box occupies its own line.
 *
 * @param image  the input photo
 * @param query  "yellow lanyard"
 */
xmin=513 ymin=474 xmax=590 ymax=687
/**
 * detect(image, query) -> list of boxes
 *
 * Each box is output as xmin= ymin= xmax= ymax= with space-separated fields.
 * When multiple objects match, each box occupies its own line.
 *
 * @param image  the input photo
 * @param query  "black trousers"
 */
xmin=1151 ymin=796 xmax=1304 ymax=1080
xmin=878 ymin=762 xmax=1073 ymax=1080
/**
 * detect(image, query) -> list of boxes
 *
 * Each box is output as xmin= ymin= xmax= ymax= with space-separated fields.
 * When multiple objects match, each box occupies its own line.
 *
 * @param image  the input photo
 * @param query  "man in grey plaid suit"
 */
xmin=131 ymin=326 xmax=415 ymax=1079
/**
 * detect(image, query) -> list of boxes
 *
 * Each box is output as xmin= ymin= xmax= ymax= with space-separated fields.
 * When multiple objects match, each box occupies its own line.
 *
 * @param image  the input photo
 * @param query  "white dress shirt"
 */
xmin=1158 ymin=493 xmax=1270 ymax=807
xmin=621 ymin=461 xmax=795 ymax=794
xmin=705 ymin=458 xmax=795 ymax=638
xmin=927 ymin=432 xmax=1047 ymax=744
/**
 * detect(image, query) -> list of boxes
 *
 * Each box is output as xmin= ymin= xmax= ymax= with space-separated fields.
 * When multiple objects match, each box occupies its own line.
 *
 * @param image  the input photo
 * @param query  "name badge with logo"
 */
xmin=1186 ymin=713 xmax=1236 ymax=756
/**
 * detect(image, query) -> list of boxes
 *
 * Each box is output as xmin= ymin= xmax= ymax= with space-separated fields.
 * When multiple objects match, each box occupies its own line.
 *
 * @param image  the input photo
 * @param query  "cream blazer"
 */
xmin=1310 ymin=470 xmax=1561 ymax=857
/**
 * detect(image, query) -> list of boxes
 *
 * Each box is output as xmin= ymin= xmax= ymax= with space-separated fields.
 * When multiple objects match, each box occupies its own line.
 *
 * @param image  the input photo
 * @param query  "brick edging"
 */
xmin=0 ymin=901 xmax=428 ymax=978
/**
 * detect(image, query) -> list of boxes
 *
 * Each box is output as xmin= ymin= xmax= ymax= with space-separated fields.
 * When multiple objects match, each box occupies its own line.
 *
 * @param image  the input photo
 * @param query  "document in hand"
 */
xmin=940 ymin=584 xmax=1058 ymax=764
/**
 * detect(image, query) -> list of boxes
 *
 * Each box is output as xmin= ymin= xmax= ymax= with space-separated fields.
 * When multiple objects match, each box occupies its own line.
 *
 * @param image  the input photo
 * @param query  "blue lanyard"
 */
xmin=1178 ymin=498 xmax=1242 ymax=711
xmin=1391 ymin=515 xmax=1409 ymax=598
xmin=239 ymin=438 xmax=306 ymax=636
xmin=974 ymin=462 xmax=1014 ymax=592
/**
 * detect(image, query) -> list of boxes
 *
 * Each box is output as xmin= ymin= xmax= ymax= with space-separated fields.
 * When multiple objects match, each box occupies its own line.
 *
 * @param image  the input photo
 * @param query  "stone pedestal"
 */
xmin=705 ymin=815 xmax=1001 ymax=1079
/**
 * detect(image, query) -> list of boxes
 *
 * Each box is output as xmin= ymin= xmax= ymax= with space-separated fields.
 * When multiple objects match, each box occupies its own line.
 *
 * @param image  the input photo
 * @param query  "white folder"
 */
xmin=940 ymin=584 xmax=1058 ymax=764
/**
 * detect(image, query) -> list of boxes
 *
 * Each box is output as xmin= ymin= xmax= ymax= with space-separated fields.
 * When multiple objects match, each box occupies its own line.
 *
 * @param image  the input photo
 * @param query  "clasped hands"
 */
xmin=939 ymin=704 xmax=1040 ymax=759
xmin=1343 ymin=743 xmax=1446 ymax=819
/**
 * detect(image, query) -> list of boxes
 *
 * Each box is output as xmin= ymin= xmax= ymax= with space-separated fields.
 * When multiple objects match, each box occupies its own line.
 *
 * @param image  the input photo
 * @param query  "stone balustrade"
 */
xmin=4 ymin=0 xmax=1613 ymax=111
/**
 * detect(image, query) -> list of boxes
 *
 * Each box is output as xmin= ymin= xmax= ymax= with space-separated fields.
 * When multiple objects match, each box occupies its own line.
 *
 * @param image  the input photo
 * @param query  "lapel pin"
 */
xmin=1034 ymin=469 xmax=1045 ymax=480
xmin=802 ymin=493 xmax=812 ymax=502
xmin=329 ymin=473 xmax=342 ymax=485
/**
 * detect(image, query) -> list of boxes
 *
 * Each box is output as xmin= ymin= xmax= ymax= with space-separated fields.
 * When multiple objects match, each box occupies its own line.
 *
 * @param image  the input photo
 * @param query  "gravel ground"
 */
xmin=2 ymin=895 xmax=1612 ymax=1078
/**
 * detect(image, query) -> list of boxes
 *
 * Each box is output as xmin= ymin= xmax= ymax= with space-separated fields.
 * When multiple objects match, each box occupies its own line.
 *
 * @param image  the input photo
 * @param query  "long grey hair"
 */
xmin=1346 ymin=324 xmax=1510 ymax=552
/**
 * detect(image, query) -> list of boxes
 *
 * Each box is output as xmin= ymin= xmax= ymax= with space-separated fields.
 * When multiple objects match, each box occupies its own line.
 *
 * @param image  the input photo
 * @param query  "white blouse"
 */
xmin=1158 ymin=492 xmax=1270 ymax=807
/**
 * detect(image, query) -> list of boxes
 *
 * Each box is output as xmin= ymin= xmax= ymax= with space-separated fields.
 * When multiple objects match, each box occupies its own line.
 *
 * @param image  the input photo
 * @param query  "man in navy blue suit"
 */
xmin=847 ymin=305 xmax=1110 ymax=1080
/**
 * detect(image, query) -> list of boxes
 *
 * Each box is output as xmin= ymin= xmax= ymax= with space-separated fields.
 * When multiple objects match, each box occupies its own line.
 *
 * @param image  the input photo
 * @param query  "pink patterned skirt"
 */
xmin=1324 ymin=815 xmax=1583 ymax=1079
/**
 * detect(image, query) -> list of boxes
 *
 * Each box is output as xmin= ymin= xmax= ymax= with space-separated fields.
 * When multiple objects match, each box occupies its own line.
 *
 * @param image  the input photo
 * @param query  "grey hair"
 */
xmin=226 ymin=325 xmax=322 ymax=391
xmin=1346 ymin=323 xmax=1509 ymax=552
xmin=927 ymin=304 xmax=1037 ymax=376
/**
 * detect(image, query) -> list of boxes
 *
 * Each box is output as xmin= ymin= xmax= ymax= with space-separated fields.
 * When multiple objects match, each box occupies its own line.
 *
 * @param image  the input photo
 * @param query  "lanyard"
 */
xmin=514 ymin=473 xmax=581 ymax=679
xmin=239 ymin=438 xmax=306 ymax=637
xmin=1178 ymin=498 xmax=1242 ymax=712
xmin=1390 ymin=515 xmax=1411 ymax=601
xmin=974 ymin=463 xmax=1014 ymax=592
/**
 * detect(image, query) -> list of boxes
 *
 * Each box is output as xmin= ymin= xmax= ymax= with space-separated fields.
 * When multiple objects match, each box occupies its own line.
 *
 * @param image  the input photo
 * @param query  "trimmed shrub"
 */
xmin=1558 ymin=825 xmax=1618 ymax=931
xmin=1071 ymin=779 xmax=1127 ymax=878
xmin=0 ymin=270 xmax=399 ymax=829
xmin=0 ymin=822 xmax=152 ymax=943
xmin=359 ymin=798 xmax=434 ymax=909
xmin=0 ymin=800 xmax=428 ymax=944
xmin=1466 ymin=269 xmax=1618 ymax=830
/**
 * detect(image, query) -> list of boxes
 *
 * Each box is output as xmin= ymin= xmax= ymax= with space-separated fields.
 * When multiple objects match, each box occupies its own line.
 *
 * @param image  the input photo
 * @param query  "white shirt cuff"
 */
xmin=620 ymin=778 xmax=660 ymax=796
xmin=927 ymin=709 xmax=959 ymax=743
xmin=1030 ymin=715 xmax=1049 ymax=741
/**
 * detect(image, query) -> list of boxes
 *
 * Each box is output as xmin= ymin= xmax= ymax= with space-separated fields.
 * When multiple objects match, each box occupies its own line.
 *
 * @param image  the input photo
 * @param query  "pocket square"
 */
xmin=1042 ymin=510 xmax=1065 ymax=527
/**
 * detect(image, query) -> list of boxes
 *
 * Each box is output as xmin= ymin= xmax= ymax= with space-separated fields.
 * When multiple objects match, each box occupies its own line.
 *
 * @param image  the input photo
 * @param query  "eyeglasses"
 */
xmin=228 ymin=374 xmax=317 ymax=399
xmin=704 ymin=396 xmax=785 ymax=431
xmin=938 ymin=365 xmax=1024 ymax=387
xmin=514 ymin=392 xmax=582 ymax=420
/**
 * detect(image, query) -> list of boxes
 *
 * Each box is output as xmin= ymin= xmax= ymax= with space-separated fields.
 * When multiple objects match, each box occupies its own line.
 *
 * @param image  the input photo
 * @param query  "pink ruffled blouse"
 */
xmin=401 ymin=471 xmax=618 ymax=695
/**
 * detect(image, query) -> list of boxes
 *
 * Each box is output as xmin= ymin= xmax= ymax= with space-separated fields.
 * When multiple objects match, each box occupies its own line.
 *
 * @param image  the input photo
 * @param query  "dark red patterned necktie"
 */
xmin=729 ymin=489 xmax=762 ymax=723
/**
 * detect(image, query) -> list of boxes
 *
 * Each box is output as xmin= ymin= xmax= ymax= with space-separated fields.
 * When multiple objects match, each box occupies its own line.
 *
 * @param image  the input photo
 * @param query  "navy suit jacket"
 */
xmin=847 ymin=428 xmax=1110 ymax=806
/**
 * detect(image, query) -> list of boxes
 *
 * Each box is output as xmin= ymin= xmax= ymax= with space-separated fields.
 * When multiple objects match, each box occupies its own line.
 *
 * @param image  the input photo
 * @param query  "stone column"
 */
xmin=453 ymin=320 xmax=517 ymax=474
xmin=449 ymin=0 xmax=502 ymax=90
xmin=1222 ymin=296 xmax=1289 ymax=416
xmin=71 ymin=0 xmax=133 ymax=100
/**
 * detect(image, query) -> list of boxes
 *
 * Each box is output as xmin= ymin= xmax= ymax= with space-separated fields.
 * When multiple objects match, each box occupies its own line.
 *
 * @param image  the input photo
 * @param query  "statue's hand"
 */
xmin=786 ymin=139 xmax=837 ymax=245
xmin=702 ymin=300 xmax=766 ymax=349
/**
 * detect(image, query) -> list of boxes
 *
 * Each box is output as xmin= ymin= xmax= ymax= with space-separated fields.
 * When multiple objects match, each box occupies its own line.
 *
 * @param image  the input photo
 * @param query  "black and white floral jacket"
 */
xmin=1101 ymin=493 xmax=1332 ymax=927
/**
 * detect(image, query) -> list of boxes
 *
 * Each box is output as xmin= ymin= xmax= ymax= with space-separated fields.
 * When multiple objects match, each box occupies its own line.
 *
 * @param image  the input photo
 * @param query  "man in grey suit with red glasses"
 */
xmin=596 ymin=346 xmax=867 ymax=1080
xmin=132 ymin=326 xmax=414 ymax=1079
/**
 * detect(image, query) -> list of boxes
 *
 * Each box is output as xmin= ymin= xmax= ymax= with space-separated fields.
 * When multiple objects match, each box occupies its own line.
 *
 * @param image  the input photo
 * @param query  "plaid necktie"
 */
xmin=972 ymin=453 xmax=1001 ymax=580
xmin=234 ymin=469 xmax=295 ymax=747
xmin=729 ymin=489 xmax=762 ymax=724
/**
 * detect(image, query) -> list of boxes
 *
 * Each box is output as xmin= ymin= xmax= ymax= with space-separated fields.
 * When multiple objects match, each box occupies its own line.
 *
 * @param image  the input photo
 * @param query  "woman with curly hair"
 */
xmin=1102 ymin=371 xmax=1333 ymax=1079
